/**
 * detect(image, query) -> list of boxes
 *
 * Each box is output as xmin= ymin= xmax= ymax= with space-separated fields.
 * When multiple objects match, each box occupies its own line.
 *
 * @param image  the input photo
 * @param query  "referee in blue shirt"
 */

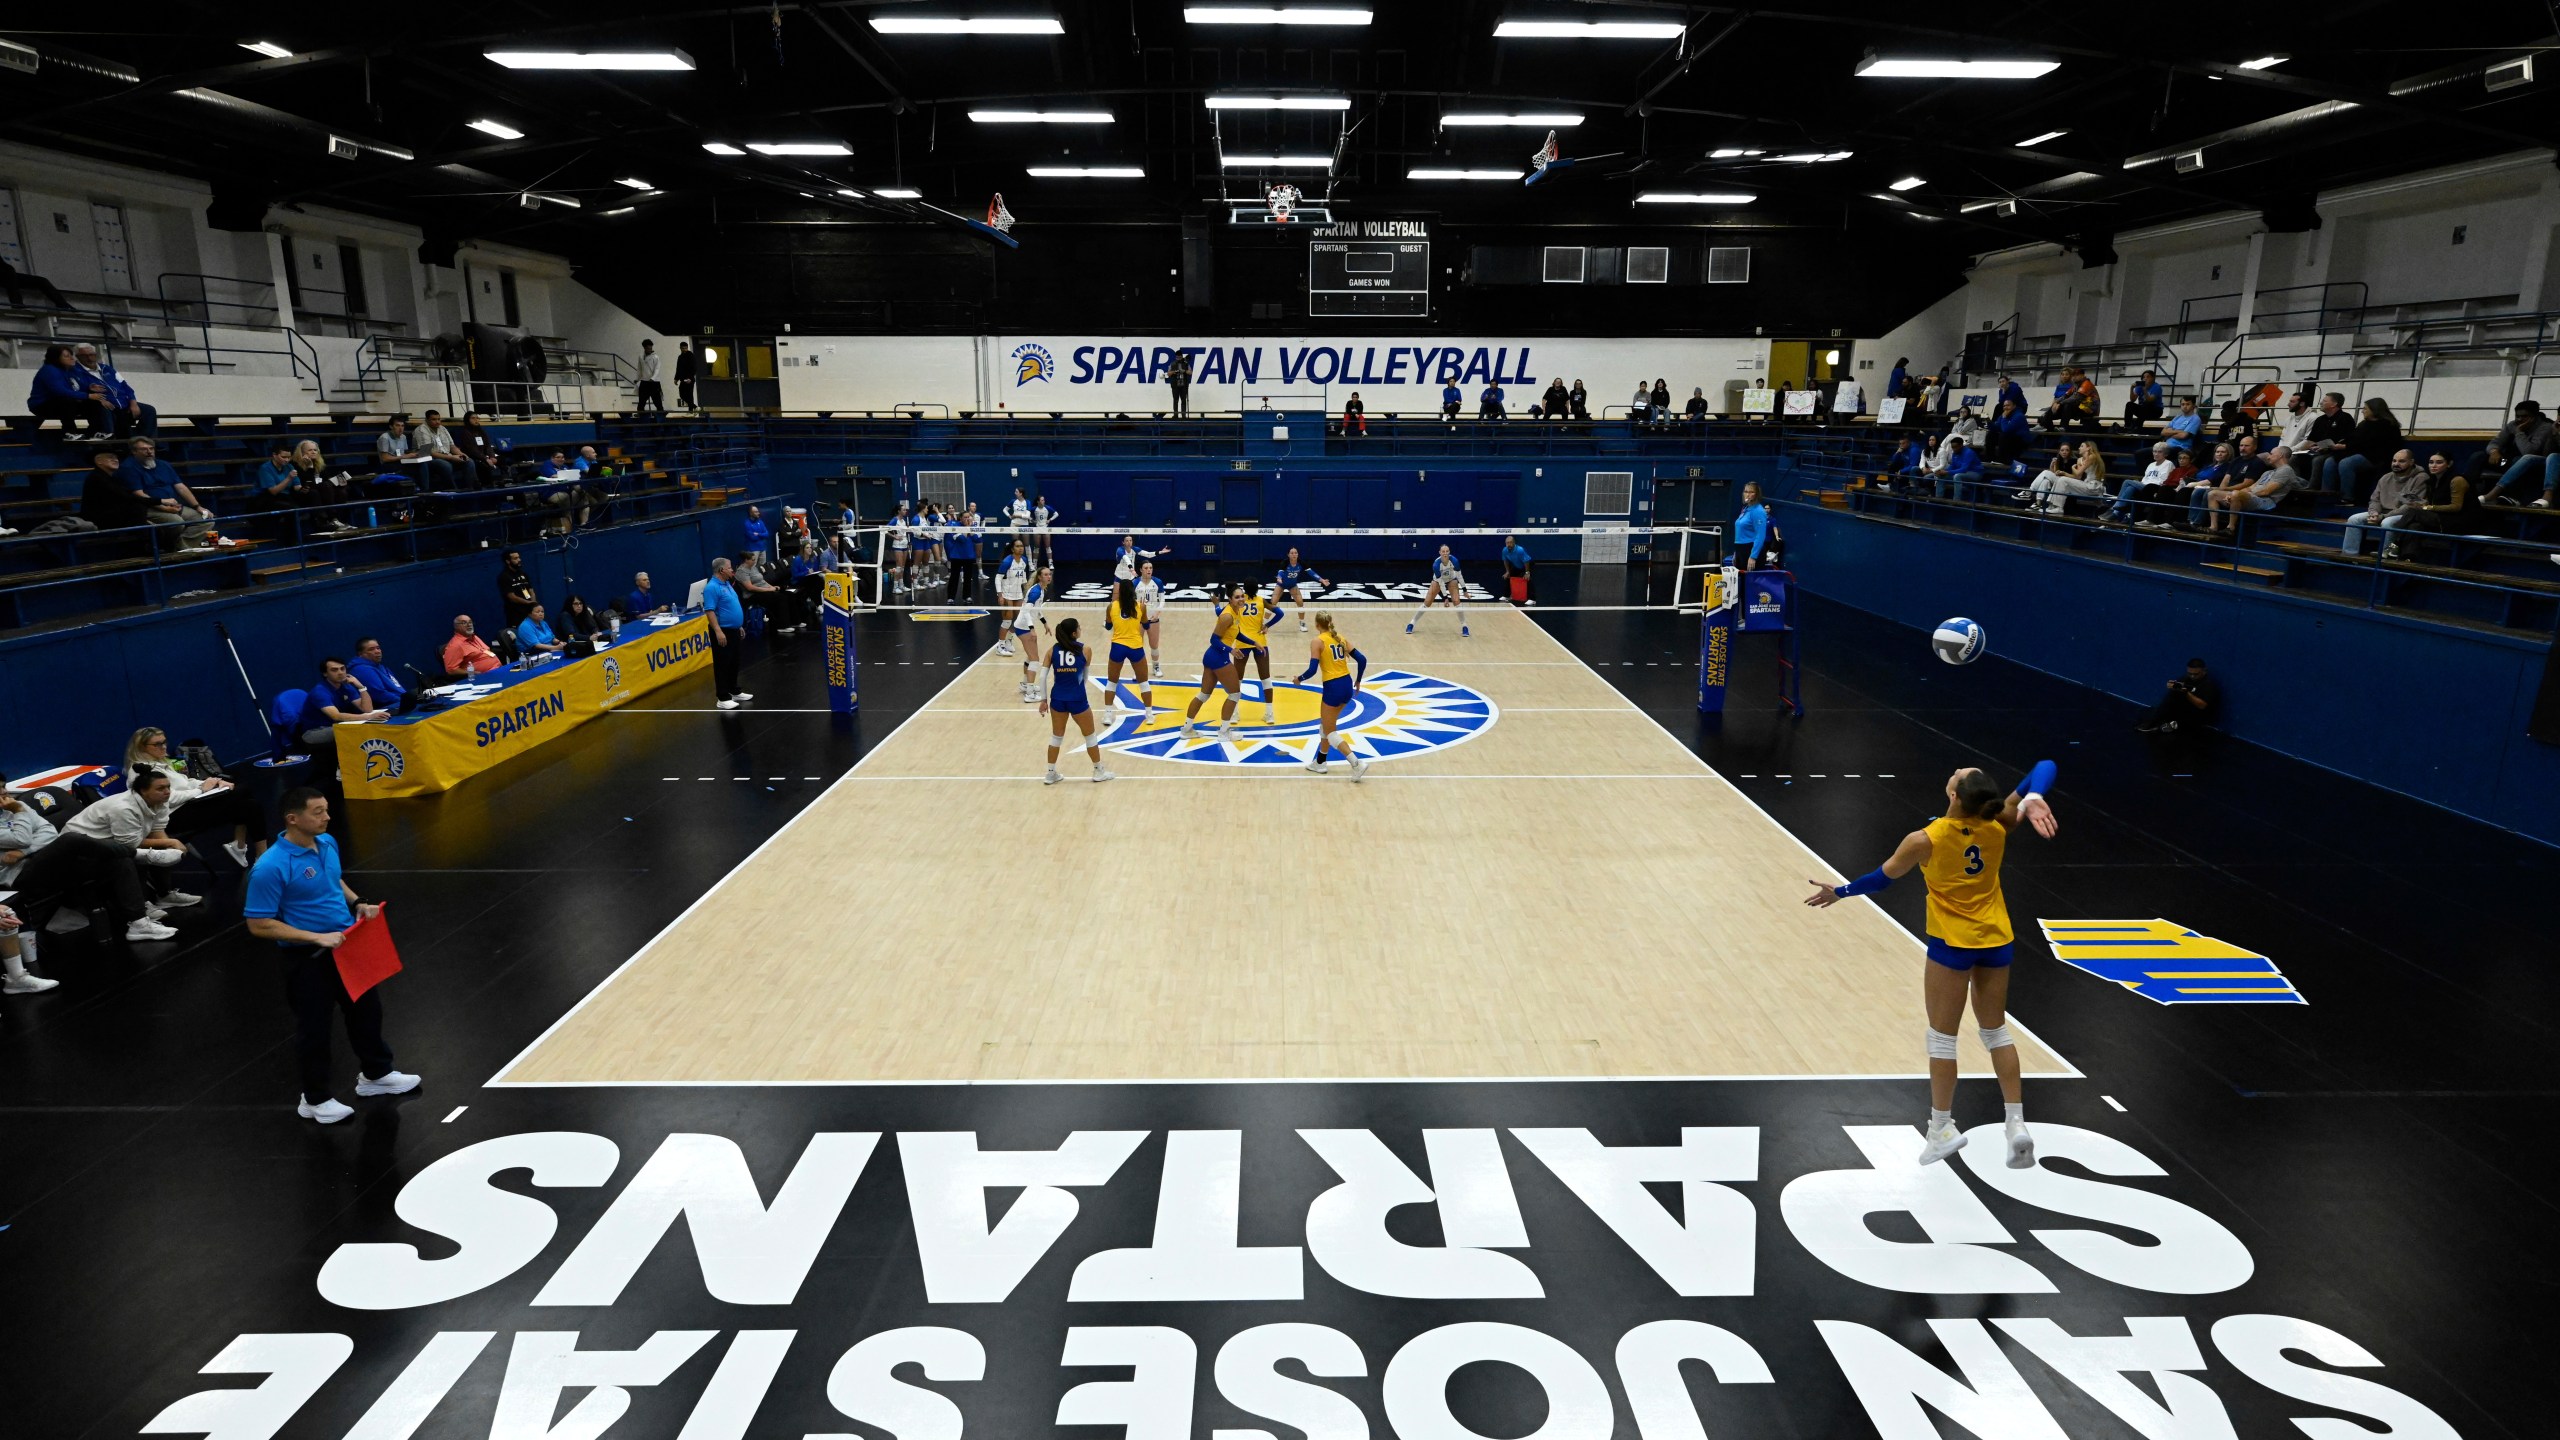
xmin=704 ymin=556 xmax=750 ymax=709
xmin=243 ymin=788 xmax=416 ymax=1124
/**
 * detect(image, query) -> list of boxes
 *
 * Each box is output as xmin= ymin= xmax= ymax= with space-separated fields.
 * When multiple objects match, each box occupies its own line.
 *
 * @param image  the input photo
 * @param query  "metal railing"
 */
xmin=2179 ymin=281 xmax=2370 ymax=343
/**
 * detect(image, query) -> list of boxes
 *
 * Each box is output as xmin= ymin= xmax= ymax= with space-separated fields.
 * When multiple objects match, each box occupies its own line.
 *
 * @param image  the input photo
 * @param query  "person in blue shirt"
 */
xmin=295 ymin=656 xmax=386 ymax=746
xmin=250 ymin=440 xmax=302 ymax=511
xmin=943 ymin=507 xmax=978 ymax=601
xmin=1478 ymin=383 xmax=1506 ymax=421
xmin=1885 ymin=434 xmax=1929 ymax=481
xmin=26 ymin=343 xmax=112 ymax=434
xmin=515 ymin=604 xmax=566 ymax=657
xmin=1932 ymin=438 xmax=1985 ymax=500
xmin=704 ymin=556 xmax=749 ymax=709
xmin=625 ymin=570 xmax=664 ymax=618
xmin=2161 ymin=395 xmax=2204 ymax=456
xmin=1501 ymin=535 xmax=1535 ymax=606
xmin=347 ymin=638 xmax=407 ymax=712
xmin=1985 ymin=399 xmax=2033 ymax=467
xmin=1996 ymin=375 xmax=2026 ymax=415
xmin=2121 ymin=370 xmax=2164 ymax=431
xmin=1887 ymin=358 xmax=1910 ymax=400
xmin=1441 ymin=381 xmax=1463 ymax=422
xmin=743 ymin=504 xmax=773 ymax=561
xmin=243 ymin=787 xmax=415 ymax=1123
xmin=72 ymin=343 xmax=155 ymax=438
xmin=1731 ymin=481 xmax=1773 ymax=570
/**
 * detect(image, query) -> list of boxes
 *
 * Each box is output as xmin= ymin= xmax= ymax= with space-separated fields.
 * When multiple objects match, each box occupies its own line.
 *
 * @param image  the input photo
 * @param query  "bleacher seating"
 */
xmin=1 ymin=414 xmax=758 ymax=634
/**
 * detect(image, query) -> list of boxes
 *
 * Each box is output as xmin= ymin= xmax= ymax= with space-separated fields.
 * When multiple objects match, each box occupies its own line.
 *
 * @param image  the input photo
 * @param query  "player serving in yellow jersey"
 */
xmin=1102 ymin=579 xmax=1154 ymax=726
xmin=1803 ymin=759 xmax=2060 ymax=1169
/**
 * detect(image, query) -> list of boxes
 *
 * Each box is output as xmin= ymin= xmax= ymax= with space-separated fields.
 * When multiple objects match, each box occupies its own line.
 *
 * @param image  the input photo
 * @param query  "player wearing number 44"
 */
xmin=1803 ymin=760 xmax=2061 ymax=1171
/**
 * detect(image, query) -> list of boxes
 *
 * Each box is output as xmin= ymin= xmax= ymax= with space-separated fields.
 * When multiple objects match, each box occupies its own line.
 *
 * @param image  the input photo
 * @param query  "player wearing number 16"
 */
xmin=1802 ymin=760 xmax=2061 ymax=1171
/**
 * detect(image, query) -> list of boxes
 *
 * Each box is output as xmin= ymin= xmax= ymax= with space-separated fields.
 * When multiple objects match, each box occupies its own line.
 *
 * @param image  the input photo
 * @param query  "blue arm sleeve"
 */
xmin=1352 ymin=649 xmax=1368 ymax=682
xmin=1295 ymin=656 xmax=1318 ymax=682
xmin=1834 ymin=868 xmax=1893 ymax=898
xmin=2018 ymin=759 xmax=2058 ymax=798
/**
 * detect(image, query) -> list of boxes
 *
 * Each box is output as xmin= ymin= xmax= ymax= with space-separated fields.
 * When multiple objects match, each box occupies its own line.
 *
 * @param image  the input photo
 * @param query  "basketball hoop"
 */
xmin=1266 ymin=182 xmax=1301 ymax=223
xmin=986 ymin=192 xmax=1017 ymax=234
xmin=1529 ymin=130 xmax=1561 ymax=174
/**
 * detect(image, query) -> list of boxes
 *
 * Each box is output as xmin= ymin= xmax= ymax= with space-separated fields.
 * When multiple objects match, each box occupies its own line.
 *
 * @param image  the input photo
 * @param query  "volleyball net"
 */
xmin=822 ymin=521 xmax=1730 ymax=614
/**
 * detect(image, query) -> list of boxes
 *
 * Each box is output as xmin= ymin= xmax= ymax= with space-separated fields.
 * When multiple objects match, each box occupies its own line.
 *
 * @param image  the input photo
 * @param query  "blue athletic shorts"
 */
xmin=1110 ymin=642 xmax=1146 ymax=665
xmin=1321 ymin=675 xmax=1355 ymax=708
xmin=1050 ymin=690 xmax=1090 ymax=716
xmin=1202 ymin=643 xmax=1234 ymax=671
xmin=1927 ymin=936 xmax=2014 ymax=971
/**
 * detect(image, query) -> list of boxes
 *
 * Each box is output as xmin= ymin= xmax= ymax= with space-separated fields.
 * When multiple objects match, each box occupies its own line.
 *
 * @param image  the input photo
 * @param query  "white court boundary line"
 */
xmin=491 ymin=610 xmax=2079 ymax=1087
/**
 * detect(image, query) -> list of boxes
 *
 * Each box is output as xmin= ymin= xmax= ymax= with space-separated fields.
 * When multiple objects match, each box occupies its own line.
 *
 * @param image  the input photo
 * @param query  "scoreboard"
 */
xmin=1308 ymin=237 xmax=1430 ymax=318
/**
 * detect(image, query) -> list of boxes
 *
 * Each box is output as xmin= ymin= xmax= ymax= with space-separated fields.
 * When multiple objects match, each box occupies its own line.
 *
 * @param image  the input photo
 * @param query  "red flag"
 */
xmin=335 ymin=904 xmax=404 ymax=1001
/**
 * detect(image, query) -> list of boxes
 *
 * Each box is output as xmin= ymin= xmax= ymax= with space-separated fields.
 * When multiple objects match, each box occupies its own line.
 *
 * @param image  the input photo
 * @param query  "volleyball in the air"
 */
xmin=1932 ymin=617 xmax=1987 ymax=665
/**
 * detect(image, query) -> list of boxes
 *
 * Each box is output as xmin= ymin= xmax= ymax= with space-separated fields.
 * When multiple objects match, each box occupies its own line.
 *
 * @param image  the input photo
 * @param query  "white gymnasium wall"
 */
xmin=775 ymin=334 xmax=1781 ymax=413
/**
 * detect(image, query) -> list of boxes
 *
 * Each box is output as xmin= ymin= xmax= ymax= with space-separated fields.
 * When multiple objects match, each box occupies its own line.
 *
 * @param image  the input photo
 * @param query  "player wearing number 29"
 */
xmin=1803 ymin=760 xmax=2061 ymax=1171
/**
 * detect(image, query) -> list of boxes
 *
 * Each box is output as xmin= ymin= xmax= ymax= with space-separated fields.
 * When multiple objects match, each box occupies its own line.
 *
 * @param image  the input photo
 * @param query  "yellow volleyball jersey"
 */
xmin=1920 ymin=815 xmax=2011 ymax=947
xmin=1316 ymin=633 xmax=1353 ymax=680
xmin=1109 ymin=602 xmax=1146 ymax=648
xmin=1233 ymin=596 xmax=1269 ymax=647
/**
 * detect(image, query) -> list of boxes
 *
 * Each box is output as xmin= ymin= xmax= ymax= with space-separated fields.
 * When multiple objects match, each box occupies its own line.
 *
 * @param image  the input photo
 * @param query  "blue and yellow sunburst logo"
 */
xmin=1011 ymin=343 xmax=1055 ymax=386
xmin=1094 ymin=668 xmax=1497 ymax=766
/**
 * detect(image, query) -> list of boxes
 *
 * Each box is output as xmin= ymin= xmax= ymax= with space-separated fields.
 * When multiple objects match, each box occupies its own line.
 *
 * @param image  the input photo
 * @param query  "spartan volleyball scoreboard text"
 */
xmin=1309 ymin=220 xmax=1430 ymax=319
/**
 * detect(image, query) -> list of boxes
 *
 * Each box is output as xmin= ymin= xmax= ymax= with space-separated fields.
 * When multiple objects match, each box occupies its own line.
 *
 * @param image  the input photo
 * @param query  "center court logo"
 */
xmin=1012 ymin=343 xmax=1056 ymax=386
xmin=357 ymin=737 xmax=405 ymax=782
xmin=1097 ymin=668 xmax=1496 ymax=766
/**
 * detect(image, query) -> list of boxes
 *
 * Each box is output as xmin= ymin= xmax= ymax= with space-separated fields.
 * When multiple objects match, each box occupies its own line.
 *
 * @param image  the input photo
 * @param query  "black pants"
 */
xmin=948 ymin=557 xmax=979 ymax=601
xmin=1168 ymin=382 xmax=1188 ymax=417
xmin=713 ymin=634 xmax=742 ymax=699
xmin=279 ymin=943 xmax=393 ymax=1104
xmin=749 ymin=588 xmax=803 ymax=630
xmin=9 ymin=834 xmax=153 ymax=930
xmin=31 ymin=397 xmax=112 ymax=434
xmin=636 ymin=380 xmax=665 ymax=413
xmin=2124 ymin=400 xmax=2163 ymax=427
xmin=678 ymin=378 xmax=697 ymax=409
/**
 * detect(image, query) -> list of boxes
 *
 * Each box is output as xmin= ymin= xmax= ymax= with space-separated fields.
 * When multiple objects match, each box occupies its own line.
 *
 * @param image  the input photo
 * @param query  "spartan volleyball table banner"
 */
xmin=335 ymin=615 xmax=714 ymax=799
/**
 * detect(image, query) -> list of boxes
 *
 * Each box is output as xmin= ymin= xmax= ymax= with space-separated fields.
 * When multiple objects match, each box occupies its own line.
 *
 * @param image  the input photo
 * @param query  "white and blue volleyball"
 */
xmin=1932 ymin=617 xmax=1987 ymax=665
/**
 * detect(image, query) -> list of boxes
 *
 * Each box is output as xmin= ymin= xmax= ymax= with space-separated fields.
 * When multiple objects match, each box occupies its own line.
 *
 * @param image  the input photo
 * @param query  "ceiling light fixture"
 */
xmin=869 ymin=16 xmax=1065 ymax=34
xmin=968 ymin=109 xmax=1115 ymax=123
xmin=615 ymin=177 xmax=653 ymax=190
xmin=1766 ymin=150 xmax=1853 ymax=163
xmin=239 ymin=40 xmax=293 ymax=59
xmin=1855 ymin=53 xmax=2058 ymax=79
xmin=2017 ymin=129 xmax=2069 ymax=147
xmin=1026 ymin=165 xmax=1146 ymax=177
xmin=1889 ymin=175 xmax=1925 ymax=191
xmin=1494 ymin=20 xmax=1686 ymax=39
xmin=485 ymin=50 xmax=696 ymax=70
xmin=1221 ymin=154 xmax=1335 ymax=168
xmin=1409 ymin=167 xmax=1523 ymax=180
xmin=1635 ymin=192 xmax=1756 ymax=204
xmin=601 ymin=206 xmax=636 ymax=216
xmin=466 ymin=119 xmax=524 ymax=140
xmin=701 ymin=142 xmax=745 ymax=155
xmin=2237 ymin=54 xmax=2287 ymax=70
xmin=836 ymin=187 xmax=866 ymax=197
xmin=1708 ymin=146 xmax=1764 ymax=158
xmin=1441 ymin=112 xmax=1583 ymax=126
xmin=1206 ymin=93 xmax=1351 ymax=110
xmin=526 ymin=191 xmax=581 ymax=209
xmin=1185 ymin=6 xmax=1372 ymax=22
xmin=874 ymin=187 xmax=921 ymax=198
xmin=747 ymin=142 xmax=852 ymax=156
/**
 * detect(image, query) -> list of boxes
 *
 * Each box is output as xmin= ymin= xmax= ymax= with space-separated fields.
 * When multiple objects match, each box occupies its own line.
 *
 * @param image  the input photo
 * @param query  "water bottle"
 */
xmin=367 ymin=505 xmax=378 ymax=529
xmin=607 ymin=613 xmax=621 ymax=641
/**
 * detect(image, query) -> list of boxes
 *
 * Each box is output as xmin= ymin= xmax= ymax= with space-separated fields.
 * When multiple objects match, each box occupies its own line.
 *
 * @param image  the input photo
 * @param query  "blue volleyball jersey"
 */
xmin=1049 ymin=643 xmax=1088 ymax=700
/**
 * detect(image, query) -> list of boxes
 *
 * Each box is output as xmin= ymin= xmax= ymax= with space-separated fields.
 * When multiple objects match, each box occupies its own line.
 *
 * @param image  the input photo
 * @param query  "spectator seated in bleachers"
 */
xmin=1650 ymin=379 xmax=1674 ymax=425
xmin=2162 ymin=396 xmax=2204 ymax=456
xmin=123 ymin=726 xmax=258 ymax=867
xmin=1478 ymin=382 xmax=1506 ymax=421
xmin=1996 ymin=374 xmax=2026 ymax=416
xmin=2341 ymin=449 xmax=2431 ymax=559
xmin=2106 ymin=442 xmax=2179 ymax=526
xmin=533 ymin=451 xmax=595 ymax=533
xmin=124 ymin=437 xmax=214 ymax=552
xmin=2037 ymin=367 xmax=2099 ymax=431
xmin=2020 ymin=440 xmax=2109 ymax=514
xmin=1537 ymin=378 xmax=1569 ymax=420
xmin=26 ymin=343 xmax=112 ymax=436
xmin=1568 ymin=379 xmax=1590 ymax=420
xmin=408 ymin=410 xmax=470 ymax=487
xmin=2329 ymin=398 xmax=2402 ymax=508
xmin=376 ymin=414 xmax=450 ymax=491
xmin=2292 ymin=392 xmax=2353 ymax=487
xmin=2478 ymin=400 xmax=2557 ymax=509
xmin=71 ymin=344 xmax=155 ymax=439
xmin=1985 ymin=398 xmax=2032 ymax=466
xmin=2179 ymin=442 xmax=2240 ymax=531
xmin=1927 ymin=436 xmax=1984 ymax=499
xmin=2200 ymin=444 xmax=2303 ymax=536
xmin=2404 ymin=450 xmax=2477 ymax=555
xmin=77 ymin=445 xmax=150 ymax=534
xmin=285 ymin=439 xmax=360 ymax=533
xmin=2274 ymin=392 xmax=2318 ymax=456
xmin=1944 ymin=405 xmax=1987 ymax=450
xmin=2120 ymin=370 xmax=2163 ymax=431
xmin=442 ymin=614 xmax=502 ymax=678
xmin=453 ymin=412 xmax=507 ymax=487
xmin=1440 ymin=381 xmax=1463 ymax=423
xmin=1883 ymin=434 xmax=1929 ymax=484
xmin=734 ymin=549 xmax=805 ymax=632
xmin=1342 ymin=392 xmax=1367 ymax=436
xmin=1685 ymin=387 xmax=1709 ymax=423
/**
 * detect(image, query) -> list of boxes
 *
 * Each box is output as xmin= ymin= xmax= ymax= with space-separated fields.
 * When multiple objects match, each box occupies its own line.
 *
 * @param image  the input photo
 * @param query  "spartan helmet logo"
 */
xmin=1266 ymin=183 xmax=1301 ymax=222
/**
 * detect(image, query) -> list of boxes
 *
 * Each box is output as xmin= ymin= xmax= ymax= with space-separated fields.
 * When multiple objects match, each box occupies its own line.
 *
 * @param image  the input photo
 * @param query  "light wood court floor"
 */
xmin=497 ymin=604 xmax=2073 ymax=1084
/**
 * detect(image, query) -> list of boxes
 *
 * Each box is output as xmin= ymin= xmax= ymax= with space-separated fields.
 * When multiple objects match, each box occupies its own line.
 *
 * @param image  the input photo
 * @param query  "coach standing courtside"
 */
xmin=244 ymin=788 xmax=417 ymax=1124
xmin=704 ymin=556 xmax=750 ymax=710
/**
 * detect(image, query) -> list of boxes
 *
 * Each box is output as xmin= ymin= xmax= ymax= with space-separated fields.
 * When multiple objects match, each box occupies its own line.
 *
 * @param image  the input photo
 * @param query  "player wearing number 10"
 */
xmin=1803 ymin=760 xmax=2061 ymax=1170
